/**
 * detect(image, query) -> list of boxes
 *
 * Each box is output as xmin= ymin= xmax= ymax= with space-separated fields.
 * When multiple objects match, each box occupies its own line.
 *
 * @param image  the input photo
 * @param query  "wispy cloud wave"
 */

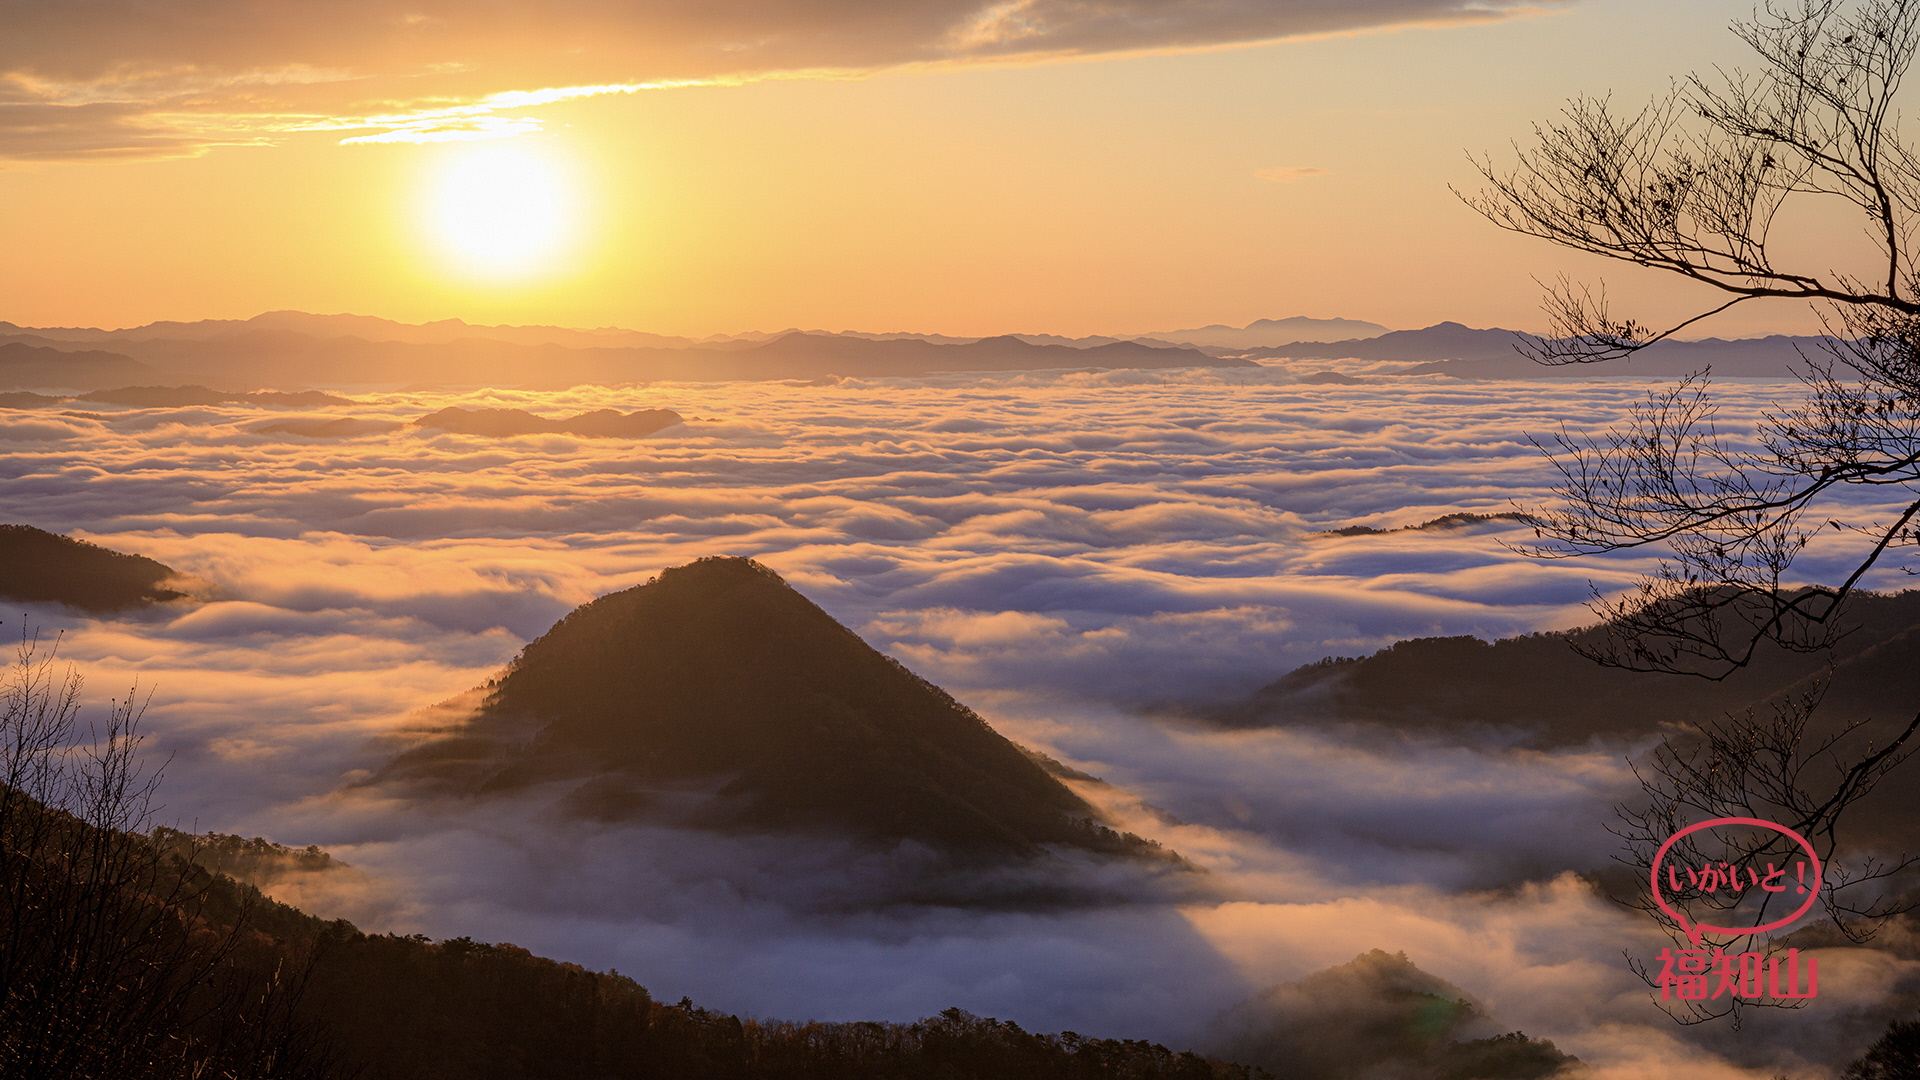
xmin=0 ymin=0 xmax=1568 ymax=161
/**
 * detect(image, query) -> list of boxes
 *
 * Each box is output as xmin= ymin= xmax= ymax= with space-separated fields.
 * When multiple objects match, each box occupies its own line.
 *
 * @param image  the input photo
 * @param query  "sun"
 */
xmin=423 ymin=142 xmax=578 ymax=279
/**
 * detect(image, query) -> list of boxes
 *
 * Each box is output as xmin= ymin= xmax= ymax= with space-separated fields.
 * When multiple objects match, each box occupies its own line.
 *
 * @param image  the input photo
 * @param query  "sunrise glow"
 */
xmin=423 ymin=142 xmax=579 ymax=279
xmin=7 ymin=1 xmax=1917 ymax=1076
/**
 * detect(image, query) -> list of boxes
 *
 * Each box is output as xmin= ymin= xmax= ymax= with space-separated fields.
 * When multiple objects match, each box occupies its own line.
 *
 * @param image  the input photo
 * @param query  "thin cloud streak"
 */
xmin=1255 ymin=166 xmax=1328 ymax=182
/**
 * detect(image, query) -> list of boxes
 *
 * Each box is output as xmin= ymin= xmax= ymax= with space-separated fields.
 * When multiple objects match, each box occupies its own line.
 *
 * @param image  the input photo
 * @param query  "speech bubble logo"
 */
xmin=1650 ymin=816 xmax=1823 ymax=947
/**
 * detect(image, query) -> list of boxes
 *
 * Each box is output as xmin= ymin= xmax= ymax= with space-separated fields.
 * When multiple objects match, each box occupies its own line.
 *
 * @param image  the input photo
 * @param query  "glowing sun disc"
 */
xmin=424 ymin=142 xmax=577 ymax=277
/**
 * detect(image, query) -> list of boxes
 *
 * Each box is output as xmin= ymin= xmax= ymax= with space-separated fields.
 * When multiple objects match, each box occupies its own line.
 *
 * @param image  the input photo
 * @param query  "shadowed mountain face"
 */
xmin=0 ymin=525 xmax=188 ymax=613
xmin=377 ymin=558 xmax=1151 ymax=859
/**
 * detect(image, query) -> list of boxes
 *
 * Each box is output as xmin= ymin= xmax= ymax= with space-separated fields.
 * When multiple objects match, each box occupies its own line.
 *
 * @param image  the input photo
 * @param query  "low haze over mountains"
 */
xmin=1210 ymin=588 xmax=1920 ymax=748
xmin=1254 ymin=321 xmax=1830 ymax=378
xmin=0 ymin=316 xmax=1250 ymax=390
xmin=1141 ymin=316 xmax=1389 ymax=349
xmin=0 ymin=311 xmax=1851 ymax=391
xmin=1203 ymin=587 xmax=1920 ymax=863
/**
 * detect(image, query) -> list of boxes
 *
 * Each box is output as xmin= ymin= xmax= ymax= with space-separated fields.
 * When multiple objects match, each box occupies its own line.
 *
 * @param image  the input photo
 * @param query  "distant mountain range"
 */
xmin=1258 ymin=321 xmax=1836 ymax=378
xmin=3 ymin=310 xmax=1377 ymax=353
xmin=0 ymin=341 xmax=158 ymax=390
xmin=0 ymin=321 xmax=1251 ymax=391
xmin=0 ymin=310 xmax=700 ymax=351
xmin=1 ymin=310 xmax=1852 ymax=392
xmin=374 ymin=556 xmax=1172 ymax=869
xmin=1142 ymin=316 xmax=1390 ymax=349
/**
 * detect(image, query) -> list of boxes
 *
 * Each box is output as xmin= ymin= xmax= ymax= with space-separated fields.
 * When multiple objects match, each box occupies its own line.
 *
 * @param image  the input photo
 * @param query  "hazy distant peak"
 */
xmin=1143 ymin=316 xmax=1390 ymax=349
xmin=1208 ymin=950 xmax=1578 ymax=1080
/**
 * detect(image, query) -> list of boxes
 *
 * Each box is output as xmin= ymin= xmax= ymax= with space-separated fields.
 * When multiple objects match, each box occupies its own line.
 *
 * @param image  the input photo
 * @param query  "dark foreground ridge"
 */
xmin=377 ymin=557 xmax=1159 ymax=860
xmin=0 ymin=524 xmax=188 ymax=613
xmin=3 ymin=786 xmax=1264 ymax=1079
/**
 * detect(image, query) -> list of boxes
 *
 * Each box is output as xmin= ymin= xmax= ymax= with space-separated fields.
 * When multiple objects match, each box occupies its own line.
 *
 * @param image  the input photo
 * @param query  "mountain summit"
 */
xmin=376 ymin=557 xmax=1154 ymax=859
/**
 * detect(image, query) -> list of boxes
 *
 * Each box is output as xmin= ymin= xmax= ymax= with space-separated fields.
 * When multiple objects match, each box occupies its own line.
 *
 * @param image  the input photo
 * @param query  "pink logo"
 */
xmin=1648 ymin=816 xmax=1823 ymax=1001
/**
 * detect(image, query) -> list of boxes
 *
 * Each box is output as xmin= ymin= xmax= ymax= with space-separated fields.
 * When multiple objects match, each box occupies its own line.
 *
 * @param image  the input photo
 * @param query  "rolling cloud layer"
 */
xmin=3 ymin=365 xmax=1915 ymax=1075
xmin=1 ymin=0 xmax=1567 ymax=160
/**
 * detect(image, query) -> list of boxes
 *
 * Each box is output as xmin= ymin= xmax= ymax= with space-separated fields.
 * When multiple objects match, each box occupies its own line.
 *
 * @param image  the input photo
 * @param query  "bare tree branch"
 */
xmin=1472 ymin=0 xmax=1920 ymax=1028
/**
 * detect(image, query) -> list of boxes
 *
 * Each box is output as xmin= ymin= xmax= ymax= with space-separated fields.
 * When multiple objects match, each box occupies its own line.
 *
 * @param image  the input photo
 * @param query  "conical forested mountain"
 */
xmin=377 ymin=557 xmax=1154 ymax=858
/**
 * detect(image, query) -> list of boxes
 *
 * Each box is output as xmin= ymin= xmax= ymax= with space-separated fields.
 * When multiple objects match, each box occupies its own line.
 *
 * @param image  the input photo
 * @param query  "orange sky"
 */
xmin=0 ymin=0 xmax=1857 ymax=338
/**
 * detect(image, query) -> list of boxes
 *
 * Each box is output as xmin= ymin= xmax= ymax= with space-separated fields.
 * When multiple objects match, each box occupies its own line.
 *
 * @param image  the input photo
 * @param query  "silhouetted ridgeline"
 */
xmin=376 ymin=557 xmax=1166 ymax=864
xmin=1212 ymin=589 xmax=1920 ymax=748
xmin=0 ymin=324 xmax=1249 ymax=388
xmin=0 ymin=784 xmax=342 ymax=1078
xmin=6 ymin=797 xmax=1262 ymax=1079
xmin=1249 ymin=321 xmax=1837 ymax=378
xmin=0 ymin=312 xmax=1846 ymax=384
xmin=0 ymin=523 xmax=188 ymax=612
xmin=0 ymin=390 xmax=66 ymax=408
xmin=412 ymin=405 xmax=683 ymax=438
xmin=1206 ymin=588 xmax=1920 ymax=861
xmin=0 ymin=341 xmax=157 ymax=390
xmin=300 ymin=933 xmax=1264 ymax=1080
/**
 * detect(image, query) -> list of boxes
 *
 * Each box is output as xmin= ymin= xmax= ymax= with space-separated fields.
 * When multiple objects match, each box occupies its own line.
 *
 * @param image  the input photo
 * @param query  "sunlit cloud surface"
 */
xmin=3 ymin=368 xmax=1910 ymax=1073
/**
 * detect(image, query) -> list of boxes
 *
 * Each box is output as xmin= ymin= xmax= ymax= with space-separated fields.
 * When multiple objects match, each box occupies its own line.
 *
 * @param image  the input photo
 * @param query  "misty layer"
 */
xmin=1213 ymin=591 xmax=1920 ymax=746
xmin=7 ymin=373 xmax=1914 ymax=1072
xmin=1197 ymin=592 xmax=1920 ymax=859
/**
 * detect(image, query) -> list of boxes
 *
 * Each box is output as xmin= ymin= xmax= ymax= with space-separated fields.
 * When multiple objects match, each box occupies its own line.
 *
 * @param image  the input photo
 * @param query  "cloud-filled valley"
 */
xmin=4 ymin=365 xmax=1916 ymax=1076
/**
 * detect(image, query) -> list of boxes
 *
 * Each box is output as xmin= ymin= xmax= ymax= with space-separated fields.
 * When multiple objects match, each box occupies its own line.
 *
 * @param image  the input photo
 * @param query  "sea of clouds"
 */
xmin=3 ymin=363 xmax=1915 ymax=1077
